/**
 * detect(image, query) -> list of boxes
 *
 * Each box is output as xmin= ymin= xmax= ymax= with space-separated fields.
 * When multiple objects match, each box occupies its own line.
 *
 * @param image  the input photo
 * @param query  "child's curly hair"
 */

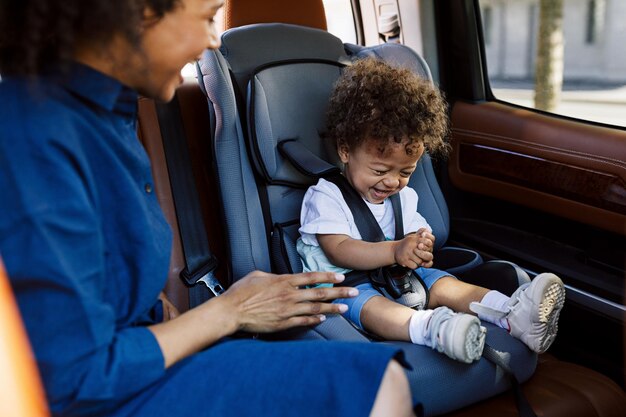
xmin=325 ymin=58 xmax=450 ymax=156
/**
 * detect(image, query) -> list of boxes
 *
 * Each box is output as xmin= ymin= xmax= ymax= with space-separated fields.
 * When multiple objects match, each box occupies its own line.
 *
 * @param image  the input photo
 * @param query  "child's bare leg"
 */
xmin=360 ymin=296 xmax=414 ymax=341
xmin=428 ymin=276 xmax=489 ymax=313
xmin=359 ymin=295 xmax=486 ymax=363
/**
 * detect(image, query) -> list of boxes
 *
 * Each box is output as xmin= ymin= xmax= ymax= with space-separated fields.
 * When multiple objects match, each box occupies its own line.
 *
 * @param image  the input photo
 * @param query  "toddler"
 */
xmin=297 ymin=58 xmax=565 ymax=363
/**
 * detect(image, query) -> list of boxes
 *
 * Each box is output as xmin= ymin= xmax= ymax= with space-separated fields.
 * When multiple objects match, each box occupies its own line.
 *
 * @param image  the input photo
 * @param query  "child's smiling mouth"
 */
xmin=370 ymin=187 xmax=395 ymax=201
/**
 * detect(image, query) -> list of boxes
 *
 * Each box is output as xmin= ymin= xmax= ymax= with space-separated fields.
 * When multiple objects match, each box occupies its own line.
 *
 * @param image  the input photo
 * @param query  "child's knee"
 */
xmin=338 ymin=284 xmax=383 ymax=329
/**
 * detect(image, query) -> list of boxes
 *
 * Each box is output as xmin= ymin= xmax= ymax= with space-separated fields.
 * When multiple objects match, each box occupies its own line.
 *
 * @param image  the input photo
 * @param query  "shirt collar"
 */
xmin=58 ymin=62 xmax=138 ymax=119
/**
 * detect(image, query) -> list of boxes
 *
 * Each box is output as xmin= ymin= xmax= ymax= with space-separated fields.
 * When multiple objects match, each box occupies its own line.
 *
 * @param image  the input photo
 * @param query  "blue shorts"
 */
xmin=335 ymin=267 xmax=454 ymax=330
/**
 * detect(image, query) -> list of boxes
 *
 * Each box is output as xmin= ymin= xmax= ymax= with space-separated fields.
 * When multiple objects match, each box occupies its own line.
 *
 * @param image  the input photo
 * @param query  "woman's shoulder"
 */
xmin=0 ymin=77 xmax=79 ymax=149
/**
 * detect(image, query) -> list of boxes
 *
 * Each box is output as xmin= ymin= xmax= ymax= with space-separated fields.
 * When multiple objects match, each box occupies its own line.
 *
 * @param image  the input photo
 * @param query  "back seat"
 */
xmin=136 ymin=78 xmax=626 ymax=417
xmin=136 ymin=81 xmax=626 ymax=417
xmin=134 ymin=0 xmax=626 ymax=415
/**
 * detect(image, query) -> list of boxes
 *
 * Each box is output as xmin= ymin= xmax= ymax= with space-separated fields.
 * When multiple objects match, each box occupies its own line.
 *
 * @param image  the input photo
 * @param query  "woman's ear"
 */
xmin=142 ymin=6 xmax=160 ymax=27
xmin=338 ymin=144 xmax=350 ymax=164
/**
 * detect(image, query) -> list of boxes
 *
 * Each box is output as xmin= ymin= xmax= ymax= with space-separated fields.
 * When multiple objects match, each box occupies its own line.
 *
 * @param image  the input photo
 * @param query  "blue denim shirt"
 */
xmin=0 ymin=64 xmax=172 ymax=415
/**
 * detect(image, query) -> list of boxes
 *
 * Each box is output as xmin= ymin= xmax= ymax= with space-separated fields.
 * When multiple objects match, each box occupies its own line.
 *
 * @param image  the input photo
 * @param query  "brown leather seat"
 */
xmin=442 ymin=354 xmax=626 ymax=417
xmin=0 ymin=258 xmax=50 ymax=417
xmin=222 ymin=0 xmax=326 ymax=31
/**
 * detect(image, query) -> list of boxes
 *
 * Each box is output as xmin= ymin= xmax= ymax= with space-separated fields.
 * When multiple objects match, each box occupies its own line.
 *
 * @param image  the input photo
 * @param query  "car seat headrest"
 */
xmin=247 ymin=59 xmax=345 ymax=186
xmin=223 ymin=0 xmax=327 ymax=31
xmin=347 ymin=43 xmax=434 ymax=82
xmin=220 ymin=24 xmax=348 ymax=93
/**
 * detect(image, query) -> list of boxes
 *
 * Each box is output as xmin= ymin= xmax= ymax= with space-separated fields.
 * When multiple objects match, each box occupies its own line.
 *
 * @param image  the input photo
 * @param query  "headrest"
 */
xmin=220 ymin=24 xmax=348 ymax=93
xmin=223 ymin=0 xmax=327 ymax=31
xmin=248 ymin=60 xmax=344 ymax=185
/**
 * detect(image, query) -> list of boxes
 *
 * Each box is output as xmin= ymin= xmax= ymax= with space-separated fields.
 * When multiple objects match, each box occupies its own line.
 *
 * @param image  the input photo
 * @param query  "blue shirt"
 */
xmin=0 ymin=64 xmax=172 ymax=415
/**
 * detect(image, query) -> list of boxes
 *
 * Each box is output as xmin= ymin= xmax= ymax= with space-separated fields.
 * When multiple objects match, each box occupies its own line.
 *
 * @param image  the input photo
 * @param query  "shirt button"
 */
xmin=144 ymin=183 xmax=153 ymax=194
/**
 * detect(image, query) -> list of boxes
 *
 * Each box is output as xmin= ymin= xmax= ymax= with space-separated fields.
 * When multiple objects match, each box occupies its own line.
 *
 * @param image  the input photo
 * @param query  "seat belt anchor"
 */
xmin=197 ymin=272 xmax=225 ymax=297
xmin=180 ymin=258 xmax=224 ymax=297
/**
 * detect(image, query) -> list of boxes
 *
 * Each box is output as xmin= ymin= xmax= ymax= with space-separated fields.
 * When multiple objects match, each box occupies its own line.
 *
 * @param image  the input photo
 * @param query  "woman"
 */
xmin=0 ymin=0 xmax=413 ymax=416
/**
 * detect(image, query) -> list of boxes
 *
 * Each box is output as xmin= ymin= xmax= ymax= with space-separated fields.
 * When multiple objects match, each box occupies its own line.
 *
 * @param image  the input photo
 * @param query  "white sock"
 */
xmin=477 ymin=290 xmax=510 ymax=330
xmin=408 ymin=309 xmax=435 ymax=345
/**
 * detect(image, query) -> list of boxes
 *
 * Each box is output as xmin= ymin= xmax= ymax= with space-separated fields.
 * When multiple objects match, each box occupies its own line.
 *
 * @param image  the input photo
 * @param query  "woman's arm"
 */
xmin=149 ymin=271 xmax=357 ymax=368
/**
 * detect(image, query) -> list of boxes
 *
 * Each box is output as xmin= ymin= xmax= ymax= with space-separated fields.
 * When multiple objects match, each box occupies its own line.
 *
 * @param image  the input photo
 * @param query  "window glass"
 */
xmin=478 ymin=0 xmax=626 ymax=127
xmin=323 ymin=0 xmax=357 ymax=44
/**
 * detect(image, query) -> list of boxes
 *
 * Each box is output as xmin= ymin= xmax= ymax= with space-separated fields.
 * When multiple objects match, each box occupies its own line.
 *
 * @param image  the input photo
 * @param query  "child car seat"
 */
xmin=197 ymin=23 xmax=538 ymax=416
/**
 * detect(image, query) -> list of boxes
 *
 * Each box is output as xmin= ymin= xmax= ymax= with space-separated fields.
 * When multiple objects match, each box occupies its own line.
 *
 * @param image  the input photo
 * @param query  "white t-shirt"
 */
xmin=297 ymin=178 xmax=431 ymax=273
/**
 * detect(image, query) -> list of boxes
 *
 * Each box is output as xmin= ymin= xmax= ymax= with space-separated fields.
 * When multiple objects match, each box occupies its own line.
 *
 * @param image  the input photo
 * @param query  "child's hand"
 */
xmin=393 ymin=235 xmax=434 ymax=269
xmin=415 ymin=228 xmax=435 ymax=253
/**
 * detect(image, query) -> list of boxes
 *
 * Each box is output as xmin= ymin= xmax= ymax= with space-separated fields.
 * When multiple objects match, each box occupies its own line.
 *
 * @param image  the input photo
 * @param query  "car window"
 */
xmin=323 ymin=0 xmax=357 ymax=43
xmin=478 ymin=0 xmax=626 ymax=128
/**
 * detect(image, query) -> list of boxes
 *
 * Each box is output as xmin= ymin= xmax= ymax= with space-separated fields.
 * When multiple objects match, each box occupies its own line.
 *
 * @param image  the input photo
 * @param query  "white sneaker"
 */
xmin=471 ymin=273 xmax=565 ymax=353
xmin=424 ymin=306 xmax=486 ymax=363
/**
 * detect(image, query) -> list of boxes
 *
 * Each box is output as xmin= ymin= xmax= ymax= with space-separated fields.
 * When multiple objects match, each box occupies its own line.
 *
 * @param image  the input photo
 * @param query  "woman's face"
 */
xmin=130 ymin=0 xmax=223 ymax=101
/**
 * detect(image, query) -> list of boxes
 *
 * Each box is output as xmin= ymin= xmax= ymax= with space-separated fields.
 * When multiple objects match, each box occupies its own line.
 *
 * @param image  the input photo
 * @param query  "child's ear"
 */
xmin=338 ymin=144 xmax=350 ymax=163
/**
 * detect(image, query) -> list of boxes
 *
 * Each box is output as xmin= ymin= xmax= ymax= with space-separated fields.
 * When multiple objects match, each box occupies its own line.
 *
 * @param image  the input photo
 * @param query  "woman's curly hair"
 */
xmin=326 ymin=58 xmax=450 ymax=156
xmin=0 ymin=0 xmax=179 ymax=75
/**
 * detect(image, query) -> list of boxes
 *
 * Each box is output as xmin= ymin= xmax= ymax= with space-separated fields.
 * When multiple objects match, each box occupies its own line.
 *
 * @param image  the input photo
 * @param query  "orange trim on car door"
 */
xmin=0 ymin=258 xmax=50 ymax=417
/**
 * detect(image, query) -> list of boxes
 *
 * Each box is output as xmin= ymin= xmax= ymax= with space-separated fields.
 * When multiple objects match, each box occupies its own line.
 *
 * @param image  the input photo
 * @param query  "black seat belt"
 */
xmin=326 ymin=173 xmax=396 ymax=242
xmin=482 ymin=345 xmax=537 ymax=417
xmin=155 ymin=96 xmax=224 ymax=308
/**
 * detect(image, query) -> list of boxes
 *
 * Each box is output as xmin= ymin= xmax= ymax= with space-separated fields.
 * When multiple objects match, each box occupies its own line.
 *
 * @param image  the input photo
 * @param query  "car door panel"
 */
xmin=449 ymin=101 xmax=626 ymax=235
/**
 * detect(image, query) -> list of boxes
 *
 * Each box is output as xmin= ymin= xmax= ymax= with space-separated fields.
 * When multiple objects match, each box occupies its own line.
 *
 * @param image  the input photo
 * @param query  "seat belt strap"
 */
xmin=390 ymin=193 xmax=404 ymax=240
xmin=327 ymin=174 xmax=405 ymax=242
xmin=155 ymin=97 xmax=224 ymax=307
xmin=326 ymin=174 xmax=386 ymax=242
xmin=482 ymin=344 xmax=538 ymax=417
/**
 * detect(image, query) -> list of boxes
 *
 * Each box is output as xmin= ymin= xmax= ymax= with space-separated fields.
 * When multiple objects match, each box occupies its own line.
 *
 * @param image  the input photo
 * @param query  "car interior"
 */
xmin=2 ymin=0 xmax=626 ymax=416
xmin=0 ymin=260 xmax=50 ymax=417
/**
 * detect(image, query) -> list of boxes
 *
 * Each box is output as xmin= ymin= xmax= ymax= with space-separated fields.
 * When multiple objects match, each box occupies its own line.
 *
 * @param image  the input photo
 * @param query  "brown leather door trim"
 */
xmin=459 ymin=143 xmax=626 ymax=214
xmin=449 ymin=101 xmax=626 ymax=235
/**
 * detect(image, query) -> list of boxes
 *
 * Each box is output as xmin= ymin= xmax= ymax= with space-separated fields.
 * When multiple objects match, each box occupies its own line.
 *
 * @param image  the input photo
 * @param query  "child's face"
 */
xmin=339 ymin=138 xmax=424 ymax=204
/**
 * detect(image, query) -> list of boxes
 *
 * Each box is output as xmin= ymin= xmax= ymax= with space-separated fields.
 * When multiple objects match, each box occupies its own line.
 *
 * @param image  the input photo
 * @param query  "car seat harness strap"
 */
xmin=278 ymin=139 xmax=429 ymax=309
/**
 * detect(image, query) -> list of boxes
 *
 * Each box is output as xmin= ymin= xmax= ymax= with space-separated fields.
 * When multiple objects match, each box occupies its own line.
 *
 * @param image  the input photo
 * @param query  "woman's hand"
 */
xmin=220 ymin=270 xmax=357 ymax=333
xmin=158 ymin=291 xmax=180 ymax=321
xmin=150 ymin=270 xmax=357 ymax=368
